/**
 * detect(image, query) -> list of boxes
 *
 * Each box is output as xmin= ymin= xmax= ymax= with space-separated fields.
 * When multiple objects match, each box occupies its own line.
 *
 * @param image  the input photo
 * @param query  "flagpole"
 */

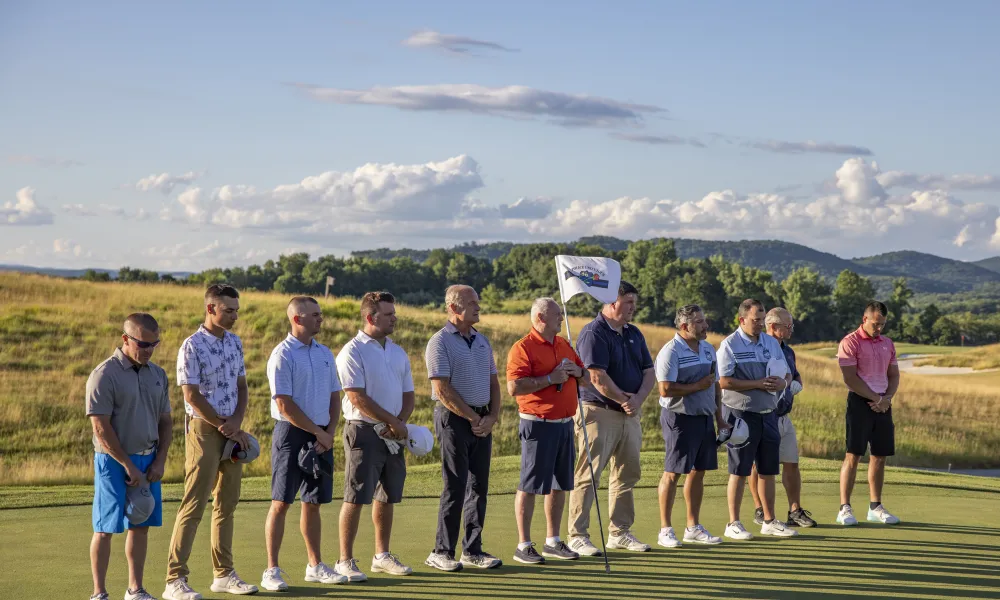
xmin=555 ymin=257 xmax=611 ymax=574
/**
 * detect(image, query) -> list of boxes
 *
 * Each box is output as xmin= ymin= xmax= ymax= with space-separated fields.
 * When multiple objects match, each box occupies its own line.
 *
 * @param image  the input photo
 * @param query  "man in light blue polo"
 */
xmin=718 ymin=299 xmax=796 ymax=540
xmin=262 ymin=296 xmax=347 ymax=591
xmin=654 ymin=304 xmax=728 ymax=549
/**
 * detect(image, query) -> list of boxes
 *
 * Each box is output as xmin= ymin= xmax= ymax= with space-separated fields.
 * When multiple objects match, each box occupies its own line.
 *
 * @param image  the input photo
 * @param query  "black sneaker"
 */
xmin=753 ymin=506 xmax=765 ymax=525
xmin=513 ymin=543 xmax=545 ymax=564
xmin=541 ymin=541 xmax=580 ymax=560
xmin=787 ymin=508 xmax=817 ymax=528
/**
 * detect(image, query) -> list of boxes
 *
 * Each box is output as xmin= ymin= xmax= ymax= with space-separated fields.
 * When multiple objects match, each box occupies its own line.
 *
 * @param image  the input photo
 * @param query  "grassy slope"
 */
xmin=913 ymin=343 xmax=1000 ymax=370
xmin=3 ymin=273 xmax=1000 ymax=487
xmin=2 ymin=457 xmax=999 ymax=599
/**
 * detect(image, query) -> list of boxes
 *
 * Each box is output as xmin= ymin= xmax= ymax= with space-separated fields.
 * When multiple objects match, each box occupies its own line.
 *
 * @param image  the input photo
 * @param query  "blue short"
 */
xmin=723 ymin=408 xmax=780 ymax=477
xmin=518 ymin=419 xmax=574 ymax=495
xmin=93 ymin=452 xmax=163 ymax=533
xmin=660 ymin=409 xmax=718 ymax=474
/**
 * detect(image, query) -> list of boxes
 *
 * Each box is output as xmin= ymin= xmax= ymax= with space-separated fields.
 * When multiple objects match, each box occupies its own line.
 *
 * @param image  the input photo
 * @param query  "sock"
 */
xmin=517 ymin=541 xmax=532 ymax=551
xmin=375 ymin=551 xmax=390 ymax=560
xmin=870 ymin=501 xmax=881 ymax=510
xmin=545 ymin=536 xmax=561 ymax=546
xmin=685 ymin=525 xmax=697 ymax=532
xmin=659 ymin=527 xmax=671 ymax=535
xmin=841 ymin=503 xmax=851 ymax=511
xmin=765 ymin=518 xmax=775 ymax=525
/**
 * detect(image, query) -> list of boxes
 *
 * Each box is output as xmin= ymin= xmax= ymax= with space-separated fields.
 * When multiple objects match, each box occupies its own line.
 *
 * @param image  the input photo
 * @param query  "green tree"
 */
xmin=832 ymin=270 xmax=876 ymax=332
xmin=711 ymin=256 xmax=782 ymax=329
xmin=620 ymin=238 xmax=680 ymax=324
xmin=886 ymin=277 xmax=914 ymax=339
xmin=782 ymin=267 xmax=836 ymax=342
xmin=80 ymin=269 xmax=111 ymax=282
xmin=917 ymin=303 xmax=942 ymax=344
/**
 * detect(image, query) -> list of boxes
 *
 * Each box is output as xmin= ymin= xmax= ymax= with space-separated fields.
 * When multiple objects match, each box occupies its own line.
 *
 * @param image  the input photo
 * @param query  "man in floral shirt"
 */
xmin=163 ymin=284 xmax=258 ymax=600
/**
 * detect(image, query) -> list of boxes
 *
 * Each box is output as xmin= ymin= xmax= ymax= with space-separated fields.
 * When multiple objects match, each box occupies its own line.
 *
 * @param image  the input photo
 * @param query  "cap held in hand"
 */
xmin=222 ymin=434 xmax=260 ymax=464
xmin=125 ymin=479 xmax=155 ymax=525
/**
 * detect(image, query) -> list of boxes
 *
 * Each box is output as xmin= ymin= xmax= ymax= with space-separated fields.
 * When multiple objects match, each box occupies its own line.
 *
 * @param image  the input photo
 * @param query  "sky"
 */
xmin=2 ymin=0 xmax=1000 ymax=271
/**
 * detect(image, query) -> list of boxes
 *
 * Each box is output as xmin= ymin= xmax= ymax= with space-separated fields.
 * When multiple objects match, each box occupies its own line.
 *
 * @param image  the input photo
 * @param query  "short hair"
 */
xmin=765 ymin=307 xmax=791 ymax=326
xmin=124 ymin=312 xmax=159 ymax=336
xmin=531 ymin=297 xmax=559 ymax=322
xmin=445 ymin=285 xmax=475 ymax=313
xmin=675 ymin=304 xmax=703 ymax=329
xmin=618 ymin=280 xmax=638 ymax=298
xmin=865 ymin=301 xmax=888 ymax=317
xmin=287 ymin=296 xmax=319 ymax=315
xmin=738 ymin=298 xmax=765 ymax=318
xmin=361 ymin=291 xmax=395 ymax=320
xmin=205 ymin=283 xmax=239 ymax=305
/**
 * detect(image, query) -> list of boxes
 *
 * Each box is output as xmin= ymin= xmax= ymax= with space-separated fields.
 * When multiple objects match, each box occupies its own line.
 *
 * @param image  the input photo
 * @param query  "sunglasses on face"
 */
xmin=125 ymin=333 xmax=161 ymax=349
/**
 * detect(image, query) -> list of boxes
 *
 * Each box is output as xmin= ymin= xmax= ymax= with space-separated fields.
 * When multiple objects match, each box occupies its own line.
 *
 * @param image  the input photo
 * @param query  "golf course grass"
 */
xmin=3 ymin=454 xmax=998 ymax=599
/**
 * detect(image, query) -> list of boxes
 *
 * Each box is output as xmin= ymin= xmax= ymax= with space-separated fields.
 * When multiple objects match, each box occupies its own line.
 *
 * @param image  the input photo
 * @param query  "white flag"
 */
xmin=555 ymin=255 xmax=622 ymax=305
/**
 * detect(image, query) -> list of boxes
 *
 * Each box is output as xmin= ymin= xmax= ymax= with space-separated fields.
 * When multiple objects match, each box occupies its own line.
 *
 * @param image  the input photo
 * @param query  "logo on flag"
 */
xmin=563 ymin=267 xmax=609 ymax=289
xmin=554 ymin=255 xmax=622 ymax=305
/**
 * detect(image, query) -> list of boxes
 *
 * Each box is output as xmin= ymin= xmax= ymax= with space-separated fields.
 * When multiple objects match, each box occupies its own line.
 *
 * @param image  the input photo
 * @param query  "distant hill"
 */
xmin=0 ymin=265 xmax=192 ymax=279
xmin=852 ymin=251 xmax=1000 ymax=294
xmin=669 ymin=239 xmax=868 ymax=281
xmin=973 ymin=256 xmax=1000 ymax=274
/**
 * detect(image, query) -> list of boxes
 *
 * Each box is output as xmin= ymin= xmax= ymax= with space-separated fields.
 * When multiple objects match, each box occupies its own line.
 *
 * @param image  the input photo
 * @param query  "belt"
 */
xmin=134 ymin=445 xmax=157 ymax=456
xmin=519 ymin=412 xmax=573 ymax=424
xmin=470 ymin=405 xmax=491 ymax=416
xmin=759 ymin=409 xmax=774 ymax=414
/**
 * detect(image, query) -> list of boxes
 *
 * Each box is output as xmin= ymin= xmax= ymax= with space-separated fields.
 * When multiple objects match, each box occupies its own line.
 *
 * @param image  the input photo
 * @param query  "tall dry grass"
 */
xmin=1 ymin=272 xmax=998 ymax=486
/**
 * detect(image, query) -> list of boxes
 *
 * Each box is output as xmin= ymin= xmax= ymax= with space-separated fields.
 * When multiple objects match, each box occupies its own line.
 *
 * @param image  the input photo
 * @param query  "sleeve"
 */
xmin=176 ymin=340 xmax=200 ymax=386
xmin=267 ymin=348 xmax=293 ymax=399
xmin=329 ymin=350 xmax=343 ymax=393
xmin=638 ymin=332 xmax=654 ymax=370
xmin=424 ymin=333 xmax=451 ymax=379
xmin=336 ymin=344 xmax=366 ymax=390
xmin=85 ymin=368 xmax=114 ymax=416
xmin=711 ymin=347 xmax=720 ymax=382
xmin=837 ymin=335 xmax=858 ymax=366
xmin=401 ymin=354 xmax=415 ymax=393
xmin=717 ymin=339 xmax=736 ymax=377
xmin=159 ymin=369 xmax=171 ymax=413
xmin=888 ymin=340 xmax=898 ymax=365
xmin=506 ymin=341 xmax=532 ymax=381
xmin=655 ymin=344 xmax=678 ymax=383
xmin=577 ymin=328 xmax=609 ymax=371
xmin=236 ymin=338 xmax=246 ymax=377
xmin=789 ymin=348 xmax=801 ymax=380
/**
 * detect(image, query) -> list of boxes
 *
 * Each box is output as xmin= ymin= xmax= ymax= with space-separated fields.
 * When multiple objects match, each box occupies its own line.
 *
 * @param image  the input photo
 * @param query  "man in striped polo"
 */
xmin=717 ymin=299 xmax=796 ymax=540
xmin=424 ymin=285 xmax=503 ymax=572
xmin=835 ymin=301 xmax=901 ymax=526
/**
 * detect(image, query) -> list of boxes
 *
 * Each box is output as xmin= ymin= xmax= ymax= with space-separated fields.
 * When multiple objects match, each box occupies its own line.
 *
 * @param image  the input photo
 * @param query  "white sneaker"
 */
xmin=836 ymin=505 xmax=859 ymax=526
xmin=657 ymin=527 xmax=682 ymax=548
xmin=260 ymin=567 xmax=288 ymax=591
xmin=209 ymin=571 xmax=258 ymax=595
xmin=334 ymin=558 xmax=367 ymax=582
xmin=305 ymin=562 xmax=348 ymax=584
xmin=371 ymin=553 xmax=412 ymax=576
xmin=724 ymin=521 xmax=754 ymax=540
xmin=868 ymin=504 xmax=901 ymax=524
xmin=162 ymin=578 xmax=202 ymax=600
xmin=760 ymin=520 xmax=799 ymax=537
xmin=606 ymin=531 xmax=651 ymax=552
xmin=683 ymin=524 xmax=722 ymax=545
xmin=424 ymin=552 xmax=462 ymax=572
xmin=567 ymin=536 xmax=603 ymax=557
xmin=124 ymin=588 xmax=156 ymax=600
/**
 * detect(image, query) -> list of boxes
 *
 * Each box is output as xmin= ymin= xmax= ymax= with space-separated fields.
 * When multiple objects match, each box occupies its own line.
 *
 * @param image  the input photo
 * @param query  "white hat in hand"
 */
xmin=405 ymin=424 xmax=434 ymax=456
xmin=790 ymin=380 xmax=803 ymax=396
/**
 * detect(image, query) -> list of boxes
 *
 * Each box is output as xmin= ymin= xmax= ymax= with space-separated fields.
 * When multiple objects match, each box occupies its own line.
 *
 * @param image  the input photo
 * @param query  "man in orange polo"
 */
xmin=506 ymin=297 xmax=588 ymax=565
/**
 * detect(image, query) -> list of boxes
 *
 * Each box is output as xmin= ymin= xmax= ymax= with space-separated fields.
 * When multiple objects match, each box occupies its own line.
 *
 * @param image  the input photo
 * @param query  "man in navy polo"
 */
xmin=718 ymin=299 xmax=796 ymax=540
xmin=567 ymin=281 xmax=656 ymax=556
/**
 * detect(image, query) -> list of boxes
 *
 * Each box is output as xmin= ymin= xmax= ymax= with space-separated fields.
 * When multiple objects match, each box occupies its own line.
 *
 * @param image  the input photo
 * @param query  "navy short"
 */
xmin=724 ymin=407 xmax=779 ymax=477
xmin=660 ymin=409 xmax=718 ymax=474
xmin=846 ymin=392 xmax=895 ymax=457
xmin=518 ymin=418 xmax=574 ymax=495
xmin=271 ymin=420 xmax=334 ymax=505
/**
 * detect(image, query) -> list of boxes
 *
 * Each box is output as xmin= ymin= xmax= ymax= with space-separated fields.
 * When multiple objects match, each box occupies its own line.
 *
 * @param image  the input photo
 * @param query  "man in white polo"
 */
xmin=335 ymin=291 xmax=415 ymax=582
xmin=261 ymin=296 xmax=348 ymax=591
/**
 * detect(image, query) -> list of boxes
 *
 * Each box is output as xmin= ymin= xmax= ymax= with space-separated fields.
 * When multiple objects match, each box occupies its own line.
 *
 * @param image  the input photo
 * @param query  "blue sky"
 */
xmin=2 ymin=0 xmax=999 ymax=270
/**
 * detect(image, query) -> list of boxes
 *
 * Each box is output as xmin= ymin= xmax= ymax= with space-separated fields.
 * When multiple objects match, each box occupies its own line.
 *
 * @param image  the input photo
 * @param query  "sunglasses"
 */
xmin=124 ymin=333 xmax=161 ymax=349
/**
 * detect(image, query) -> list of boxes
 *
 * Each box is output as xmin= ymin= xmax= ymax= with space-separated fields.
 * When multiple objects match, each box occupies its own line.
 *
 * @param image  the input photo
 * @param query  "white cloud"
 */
xmin=747 ymin=140 xmax=874 ymax=156
xmin=140 ymin=239 xmax=271 ymax=270
xmin=402 ymin=30 xmax=518 ymax=54
xmin=52 ymin=238 xmax=85 ymax=257
xmin=2 ymin=187 xmax=55 ymax=226
xmin=291 ymin=83 xmax=665 ymax=129
xmin=130 ymin=171 xmax=200 ymax=194
xmin=878 ymin=171 xmax=1000 ymax=191
xmin=7 ymin=155 xmax=83 ymax=168
xmin=60 ymin=203 xmax=149 ymax=220
xmin=954 ymin=225 xmax=972 ymax=247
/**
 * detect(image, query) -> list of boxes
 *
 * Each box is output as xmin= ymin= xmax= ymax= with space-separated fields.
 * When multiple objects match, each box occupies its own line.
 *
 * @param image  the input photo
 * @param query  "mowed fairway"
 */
xmin=3 ymin=456 xmax=999 ymax=600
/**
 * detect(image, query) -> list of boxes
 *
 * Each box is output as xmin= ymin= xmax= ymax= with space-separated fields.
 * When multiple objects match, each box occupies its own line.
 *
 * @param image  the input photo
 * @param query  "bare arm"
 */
xmin=274 ymin=394 xmax=328 ymax=436
xmin=345 ymin=388 xmax=403 ymax=426
xmin=885 ymin=364 xmax=900 ymax=399
xmin=719 ymin=376 xmax=767 ymax=392
xmin=713 ymin=382 xmax=727 ymax=429
xmin=327 ymin=391 xmax=341 ymax=435
xmin=434 ymin=378 xmax=480 ymax=422
xmin=507 ymin=373 xmax=557 ymax=397
xmin=233 ymin=375 xmax=249 ymax=425
xmin=399 ymin=391 xmax=415 ymax=423
xmin=181 ymin=384 xmax=225 ymax=427
xmin=147 ymin=411 xmax=173 ymax=483
xmin=839 ymin=365 xmax=880 ymax=401
xmin=633 ymin=367 xmax=656 ymax=407
xmin=588 ymin=368 xmax=628 ymax=404
xmin=473 ymin=374 xmax=504 ymax=437
xmin=90 ymin=415 xmax=142 ymax=486
xmin=658 ymin=374 xmax=715 ymax=398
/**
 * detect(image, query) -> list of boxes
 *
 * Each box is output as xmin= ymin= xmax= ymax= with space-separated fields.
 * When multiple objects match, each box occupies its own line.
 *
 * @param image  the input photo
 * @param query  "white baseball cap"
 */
xmin=405 ymin=424 xmax=434 ymax=456
xmin=727 ymin=417 xmax=751 ymax=449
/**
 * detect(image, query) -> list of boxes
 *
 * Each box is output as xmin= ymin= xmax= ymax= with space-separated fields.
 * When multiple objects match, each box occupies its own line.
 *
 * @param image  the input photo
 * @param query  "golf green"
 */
xmin=2 ymin=460 xmax=998 ymax=600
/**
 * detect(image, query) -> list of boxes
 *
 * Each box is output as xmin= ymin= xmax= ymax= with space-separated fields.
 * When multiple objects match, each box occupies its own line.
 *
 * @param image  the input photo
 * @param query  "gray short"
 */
xmin=343 ymin=420 xmax=406 ymax=505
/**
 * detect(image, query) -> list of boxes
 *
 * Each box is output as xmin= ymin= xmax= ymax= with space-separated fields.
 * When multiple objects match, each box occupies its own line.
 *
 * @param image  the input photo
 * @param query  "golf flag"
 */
xmin=555 ymin=255 xmax=622 ymax=305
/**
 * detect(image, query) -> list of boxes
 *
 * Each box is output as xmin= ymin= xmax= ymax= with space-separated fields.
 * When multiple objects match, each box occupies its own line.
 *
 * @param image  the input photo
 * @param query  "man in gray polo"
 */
xmin=87 ymin=313 xmax=172 ymax=600
xmin=424 ymin=285 xmax=503 ymax=572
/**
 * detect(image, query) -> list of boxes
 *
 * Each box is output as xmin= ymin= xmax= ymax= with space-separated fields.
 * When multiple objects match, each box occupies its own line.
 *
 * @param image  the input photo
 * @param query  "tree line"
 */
xmin=80 ymin=239 xmax=998 ymax=345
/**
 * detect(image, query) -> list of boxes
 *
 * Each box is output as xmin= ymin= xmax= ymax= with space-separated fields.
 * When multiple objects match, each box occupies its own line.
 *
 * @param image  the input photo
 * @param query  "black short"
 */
xmin=271 ymin=420 xmax=334 ymax=505
xmin=343 ymin=421 xmax=406 ymax=505
xmin=517 ymin=418 xmax=574 ymax=495
xmin=723 ymin=407 xmax=779 ymax=477
xmin=846 ymin=392 xmax=895 ymax=457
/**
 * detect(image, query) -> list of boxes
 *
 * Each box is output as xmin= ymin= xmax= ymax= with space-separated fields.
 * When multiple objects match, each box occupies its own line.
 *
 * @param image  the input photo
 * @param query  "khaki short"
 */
xmin=777 ymin=414 xmax=799 ymax=464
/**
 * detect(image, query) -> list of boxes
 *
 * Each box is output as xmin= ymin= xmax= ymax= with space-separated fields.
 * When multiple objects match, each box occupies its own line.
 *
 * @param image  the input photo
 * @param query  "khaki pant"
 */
xmin=166 ymin=418 xmax=243 ymax=582
xmin=568 ymin=403 xmax=642 ymax=539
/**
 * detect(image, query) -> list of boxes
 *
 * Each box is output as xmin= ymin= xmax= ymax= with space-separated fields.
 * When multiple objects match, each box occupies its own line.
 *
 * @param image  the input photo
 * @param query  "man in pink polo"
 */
xmin=835 ymin=301 xmax=901 ymax=527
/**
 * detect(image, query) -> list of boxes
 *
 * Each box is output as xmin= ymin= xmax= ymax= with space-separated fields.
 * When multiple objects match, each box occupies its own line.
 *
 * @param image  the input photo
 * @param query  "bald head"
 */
xmin=121 ymin=313 xmax=159 ymax=364
xmin=124 ymin=313 xmax=158 ymax=337
xmin=287 ymin=296 xmax=322 ymax=339
xmin=765 ymin=307 xmax=793 ymax=341
xmin=446 ymin=284 xmax=481 ymax=326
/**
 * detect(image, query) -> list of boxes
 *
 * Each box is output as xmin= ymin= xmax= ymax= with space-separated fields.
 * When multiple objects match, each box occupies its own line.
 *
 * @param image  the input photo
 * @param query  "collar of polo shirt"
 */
xmin=285 ymin=333 xmax=314 ymax=349
xmin=857 ymin=326 xmax=882 ymax=341
xmin=355 ymin=330 xmax=388 ymax=344
xmin=444 ymin=321 xmax=478 ymax=336
xmin=736 ymin=327 xmax=764 ymax=346
xmin=596 ymin=311 xmax=630 ymax=332
xmin=113 ymin=347 xmax=147 ymax=371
